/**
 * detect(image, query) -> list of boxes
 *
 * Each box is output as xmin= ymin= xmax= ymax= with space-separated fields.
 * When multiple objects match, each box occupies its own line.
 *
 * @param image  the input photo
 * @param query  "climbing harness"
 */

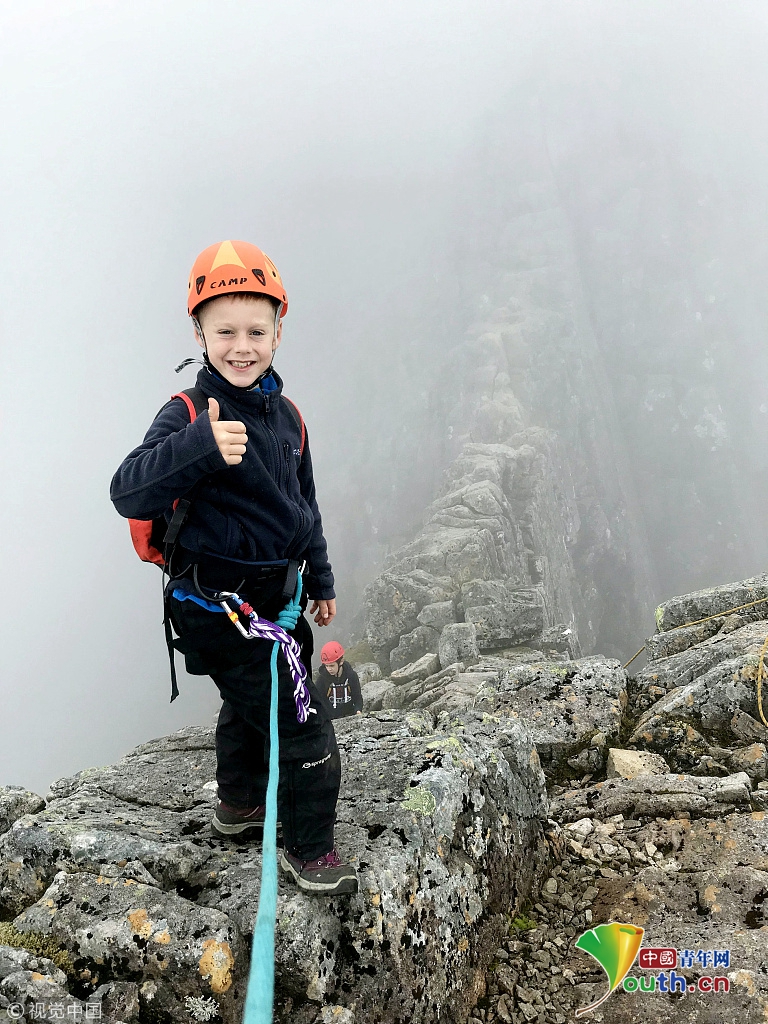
xmin=216 ymin=585 xmax=314 ymax=724
xmin=623 ymin=593 xmax=768 ymax=726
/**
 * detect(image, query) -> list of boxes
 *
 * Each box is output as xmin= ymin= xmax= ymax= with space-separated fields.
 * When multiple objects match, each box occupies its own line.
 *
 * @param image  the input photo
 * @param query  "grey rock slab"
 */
xmin=476 ymin=648 xmax=551 ymax=670
xmin=49 ymin=724 xmax=217 ymax=809
xmin=416 ymin=601 xmax=456 ymax=630
xmin=631 ymin=621 xmax=768 ymax=759
xmin=605 ymin=748 xmax=670 ymax=780
xmin=728 ymin=743 xmax=768 ymax=781
xmin=476 ymin=657 xmax=627 ymax=772
xmin=0 ymin=946 xmax=67 ymax=985
xmin=538 ymin=624 xmax=580 ymax=659
xmin=0 ymin=790 xmax=221 ymax=916
xmin=356 ymin=663 xmax=382 ymax=686
xmin=730 ymin=708 xmax=768 ymax=745
xmin=653 ymin=573 xmax=768 ymax=634
xmin=359 ymin=678 xmax=397 ymax=712
xmin=389 ymin=625 xmax=440 ymax=672
xmin=389 ymin=652 xmax=441 ymax=685
xmin=383 ymin=527 xmax=504 ymax=598
xmin=549 ymin=771 xmax=753 ymax=823
xmin=461 ymin=581 xmax=545 ymax=648
xmin=200 ymin=709 xmax=548 ymax=1023
xmin=364 ymin=570 xmax=454 ymax=658
xmin=413 ymin=672 xmax=499 ymax=717
xmin=644 ymin=620 xmax=722 ymax=663
xmin=438 ymin=622 xmax=480 ymax=669
xmin=0 ymin=969 xmax=85 ymax=1019
xmin=14 ymin=871 xmax=246 ymax=1024
xmin=93 ymin=981 xmax=141 ymax=1023
xmin=0 ymin=727 xmax=233 ymax=916
xmin=0 ymin=788 xmax=45 ymax=838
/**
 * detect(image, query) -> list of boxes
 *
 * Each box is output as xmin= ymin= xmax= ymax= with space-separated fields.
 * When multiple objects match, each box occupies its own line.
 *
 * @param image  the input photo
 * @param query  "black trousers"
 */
xmin=169 ymin=578 xmax=340 ymax=861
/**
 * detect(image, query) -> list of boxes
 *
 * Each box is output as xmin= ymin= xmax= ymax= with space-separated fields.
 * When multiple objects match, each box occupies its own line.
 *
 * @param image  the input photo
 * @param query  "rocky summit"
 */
xmin=2 ymin=573 xmax=768 ymax=1022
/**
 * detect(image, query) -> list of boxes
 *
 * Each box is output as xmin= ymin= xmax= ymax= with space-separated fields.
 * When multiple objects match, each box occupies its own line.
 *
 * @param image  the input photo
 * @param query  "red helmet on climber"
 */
xmin=320 ymin=641 xmax=345 ymax=665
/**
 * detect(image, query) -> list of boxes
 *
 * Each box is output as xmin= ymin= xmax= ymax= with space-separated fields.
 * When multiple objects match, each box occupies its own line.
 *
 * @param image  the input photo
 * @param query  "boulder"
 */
xmin=0 ymin=945 xmax=68 ymax=984
xmin=14 ymin=871 xmax=246 ymax=1024
xmin=0 ymin=969 xmax=87 ymax=1021
xmin=538 ymin=624 xmax=580 ymax=659
xmin=258 ymin=710 xmax=548 ymax=1022
xmin=605 ymin=748 xmax=670 ymax=780
xmin=653 ymin=573 xmax=768 ymax=635
xmin=438 ymin=622 xmax=480 ymax=669
xmin=409 ymin=671 xmax=499 ymax=717
xmin=728 ymin=743 xmax=768 ymax=780
xmin=359 ymin=678 xmax=397 ymax=712
xmin=0 ymin=728 xmax=221 ymax=917
xmin=364 ymin=571 xmax=454 ymax=660
xmin=461 ymin=580 xmax=545 ymax=648
xmin=549 ymin=771 xmax=753 ymax=823
xmin=389 ymin=625 xmax=440 ymax=671
xmin=631 ymin=620 xmax=768 ymax=765
xmin=477 ymin=657 xmax=627 ymax=774
xmin=0 ymin=788 xmax=45 ymax=837
xmin=416 ymin=601 xmax=456 ymax=630
xmin=356 ymin=663 xmax=382 ymax=686
xmin=389 ymin=652 xmax=441 ymax=685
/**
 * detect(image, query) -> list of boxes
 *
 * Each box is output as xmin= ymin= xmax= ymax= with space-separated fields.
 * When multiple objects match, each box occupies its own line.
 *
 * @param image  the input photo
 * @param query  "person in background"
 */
xmin=317 ymin=642 xmax=363 ymax=719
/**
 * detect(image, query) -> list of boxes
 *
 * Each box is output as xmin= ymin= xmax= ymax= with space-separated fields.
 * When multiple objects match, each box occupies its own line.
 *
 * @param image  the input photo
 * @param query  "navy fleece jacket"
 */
xmin=110 ymin=367 xmax=335 ymax=600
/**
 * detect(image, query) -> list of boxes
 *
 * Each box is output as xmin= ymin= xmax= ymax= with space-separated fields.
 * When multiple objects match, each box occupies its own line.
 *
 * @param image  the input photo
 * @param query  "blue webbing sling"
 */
xmin=243 ymin=574 xmax=303 ymax=1023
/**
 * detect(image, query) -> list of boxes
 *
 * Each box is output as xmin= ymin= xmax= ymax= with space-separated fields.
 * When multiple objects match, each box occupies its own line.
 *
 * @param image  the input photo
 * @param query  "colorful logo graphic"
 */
xmin=574 ymin=921 xmax=644 ymax=1017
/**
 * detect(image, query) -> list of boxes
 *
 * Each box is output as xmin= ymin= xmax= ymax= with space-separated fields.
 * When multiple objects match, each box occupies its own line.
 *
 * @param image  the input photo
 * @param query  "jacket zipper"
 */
xmin=264 ymin=394 xmax=304 ymax=545
xmin=262 ymin=394 xmax=283 ymax=485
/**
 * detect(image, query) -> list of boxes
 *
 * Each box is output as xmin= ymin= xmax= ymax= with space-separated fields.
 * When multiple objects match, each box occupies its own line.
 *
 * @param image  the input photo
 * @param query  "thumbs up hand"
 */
xmin=207 ymin=397 xmax=248 ymax=466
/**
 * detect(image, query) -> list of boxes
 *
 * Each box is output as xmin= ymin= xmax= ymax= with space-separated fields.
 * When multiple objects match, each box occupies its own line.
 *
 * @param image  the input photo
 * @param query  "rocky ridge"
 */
xmin=2 ymin=574 xmax=768 ymax=1023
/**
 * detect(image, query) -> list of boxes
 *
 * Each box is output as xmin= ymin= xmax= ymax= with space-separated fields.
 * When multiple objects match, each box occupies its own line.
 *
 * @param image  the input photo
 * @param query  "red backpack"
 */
xmin=129 ymin=386 xmax=306 ymax=567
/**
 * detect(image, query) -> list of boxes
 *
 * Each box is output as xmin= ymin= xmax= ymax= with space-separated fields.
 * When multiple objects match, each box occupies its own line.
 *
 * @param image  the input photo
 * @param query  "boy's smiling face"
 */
xmin=195 ymin=293 xmax=281 ymax=388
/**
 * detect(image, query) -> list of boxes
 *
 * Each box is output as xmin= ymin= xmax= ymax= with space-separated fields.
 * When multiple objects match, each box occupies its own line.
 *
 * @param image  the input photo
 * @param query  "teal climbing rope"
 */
xmin=243 ymin=574 xmax=304 ymax=1024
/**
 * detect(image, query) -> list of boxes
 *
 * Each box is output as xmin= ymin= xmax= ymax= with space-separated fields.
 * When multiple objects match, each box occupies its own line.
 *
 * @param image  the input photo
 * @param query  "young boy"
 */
xmin=110 ymin=240 xmax=357 ymax=896
xmin=316 ymin=642 xmax=363 ymax=720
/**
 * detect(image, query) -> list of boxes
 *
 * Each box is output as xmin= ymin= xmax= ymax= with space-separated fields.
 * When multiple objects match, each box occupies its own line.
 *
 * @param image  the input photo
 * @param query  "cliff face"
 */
xmin=364 ymin=119 xmax=658 ymax=667
xmin=361 ymin=84 xmax=768 ymax=667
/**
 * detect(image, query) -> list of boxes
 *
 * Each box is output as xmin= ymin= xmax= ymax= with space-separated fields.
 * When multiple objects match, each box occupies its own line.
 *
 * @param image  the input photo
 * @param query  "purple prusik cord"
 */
xmin=219 ymin=591 xmax=314 ymax=724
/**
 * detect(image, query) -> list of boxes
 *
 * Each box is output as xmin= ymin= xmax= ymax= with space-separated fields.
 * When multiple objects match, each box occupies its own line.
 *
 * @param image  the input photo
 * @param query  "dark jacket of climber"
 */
xmin=110 ymin=366 xmax=335 ymax=602
xmin=316 ymin=661 xmax=363 ymax=719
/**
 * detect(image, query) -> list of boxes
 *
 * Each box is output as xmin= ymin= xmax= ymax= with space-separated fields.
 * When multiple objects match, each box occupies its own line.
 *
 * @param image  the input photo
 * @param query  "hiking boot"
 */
xmin=279 ymin=848 xmax=358 ymax=896
xmin=211 ymin=801 xmax=281 ymax=840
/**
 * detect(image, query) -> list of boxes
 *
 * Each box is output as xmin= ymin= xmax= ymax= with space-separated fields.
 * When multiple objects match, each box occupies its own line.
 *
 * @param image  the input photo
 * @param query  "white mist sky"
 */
xmin=0 ymin=0 xmax=540 ymax=792
xmin=1 ymin=0 xmax=766 ymax=793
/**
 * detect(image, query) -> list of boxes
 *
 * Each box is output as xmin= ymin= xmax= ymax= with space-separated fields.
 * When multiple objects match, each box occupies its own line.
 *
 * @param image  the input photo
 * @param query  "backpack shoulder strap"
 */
xmin=170 ymin=386 xmax=208 ymax=422
xmin=282 ymin=395 xmax=306 ymax=456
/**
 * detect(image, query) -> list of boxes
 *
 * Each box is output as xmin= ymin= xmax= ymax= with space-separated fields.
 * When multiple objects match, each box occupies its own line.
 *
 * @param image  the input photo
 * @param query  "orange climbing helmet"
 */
xmin=320 ymin=641 xmax=345 ymax=665
xmin=187 ymin=240 xmax=288 ymax=318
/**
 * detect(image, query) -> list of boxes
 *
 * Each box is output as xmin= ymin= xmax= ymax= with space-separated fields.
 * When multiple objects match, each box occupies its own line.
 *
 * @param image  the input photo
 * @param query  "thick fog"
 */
xmin=2 ymin=1 xmax=768 ymax=793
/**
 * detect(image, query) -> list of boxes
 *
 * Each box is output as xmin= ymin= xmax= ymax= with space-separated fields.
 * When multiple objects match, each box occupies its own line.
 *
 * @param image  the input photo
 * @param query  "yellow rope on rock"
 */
xmin=756 ymin=633 xmax=768 ymax=729
xmin=623 ymin=646 xmax=646 ymax=670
